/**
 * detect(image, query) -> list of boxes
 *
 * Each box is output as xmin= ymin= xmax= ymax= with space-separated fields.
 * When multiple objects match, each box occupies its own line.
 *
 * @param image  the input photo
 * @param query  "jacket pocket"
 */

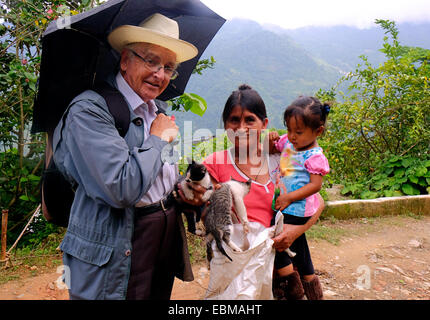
xmin=60 ymin=232 xmax=113 ymax=267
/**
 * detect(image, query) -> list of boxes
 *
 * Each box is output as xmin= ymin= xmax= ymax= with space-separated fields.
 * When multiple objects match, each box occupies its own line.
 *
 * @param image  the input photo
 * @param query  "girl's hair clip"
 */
xmin=322 ymin=104 xmax=331 ymax=114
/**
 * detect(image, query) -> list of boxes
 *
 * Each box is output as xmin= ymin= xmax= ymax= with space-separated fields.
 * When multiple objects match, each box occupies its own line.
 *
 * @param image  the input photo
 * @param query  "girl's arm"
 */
xmin=274 ymin=173 xmax=323 ymax=211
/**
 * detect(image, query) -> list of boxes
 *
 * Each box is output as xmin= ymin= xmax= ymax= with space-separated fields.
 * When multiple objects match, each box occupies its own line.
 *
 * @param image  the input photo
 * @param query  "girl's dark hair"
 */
xmin=283 ymin=96 xmax=331 ymax=131
xmin=222 ymin=84 xmax=267 ymax=124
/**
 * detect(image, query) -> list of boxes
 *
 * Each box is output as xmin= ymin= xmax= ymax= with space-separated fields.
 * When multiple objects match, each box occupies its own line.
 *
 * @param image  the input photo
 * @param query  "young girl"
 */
xmin=271 ymin=96 xmax=330 ymax=300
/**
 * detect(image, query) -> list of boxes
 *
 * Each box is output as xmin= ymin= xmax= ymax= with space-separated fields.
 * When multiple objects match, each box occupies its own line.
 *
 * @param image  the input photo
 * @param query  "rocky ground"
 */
xmin=171 ymin=215 xmax=430 ymax=300
xmin=2 ymin=214 xmax=427 ymax=300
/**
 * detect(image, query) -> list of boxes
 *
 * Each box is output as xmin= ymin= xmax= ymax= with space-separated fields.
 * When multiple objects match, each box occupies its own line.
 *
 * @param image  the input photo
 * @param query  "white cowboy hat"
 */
xmin=108 ymin=13 xmax=198 ymax=63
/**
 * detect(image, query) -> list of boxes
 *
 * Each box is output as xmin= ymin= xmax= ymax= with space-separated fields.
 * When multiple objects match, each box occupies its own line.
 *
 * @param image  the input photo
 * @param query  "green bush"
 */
xmin=318 ymin=20 xmax=430 ymax=197
xmin=341 ymin=154 xmax=430 ymax=199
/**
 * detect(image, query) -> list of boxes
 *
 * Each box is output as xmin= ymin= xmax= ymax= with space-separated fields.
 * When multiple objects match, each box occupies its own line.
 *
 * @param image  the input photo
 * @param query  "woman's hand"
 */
xmin=272 ymin=224 xmax=304 ymax=252
xmin=268 ymin=131 xmax=280 ymax=154
xmin=272 ymin=193 xmax=325 ymax=251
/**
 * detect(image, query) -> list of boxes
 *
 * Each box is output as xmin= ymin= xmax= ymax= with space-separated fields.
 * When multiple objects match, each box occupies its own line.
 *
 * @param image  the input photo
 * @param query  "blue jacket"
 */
xmin=52 ymin=81 xmax=193 ymax=299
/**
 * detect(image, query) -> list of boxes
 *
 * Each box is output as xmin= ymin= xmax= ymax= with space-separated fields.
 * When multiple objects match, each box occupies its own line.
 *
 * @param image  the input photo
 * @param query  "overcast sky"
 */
xmin=201 ymin=0 xmax=430 ymax=29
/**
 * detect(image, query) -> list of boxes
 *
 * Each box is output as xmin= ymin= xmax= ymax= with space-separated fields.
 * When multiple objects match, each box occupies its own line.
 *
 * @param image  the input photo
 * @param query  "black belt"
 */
xmin=134 ymin=192 xmax=176 ymax=216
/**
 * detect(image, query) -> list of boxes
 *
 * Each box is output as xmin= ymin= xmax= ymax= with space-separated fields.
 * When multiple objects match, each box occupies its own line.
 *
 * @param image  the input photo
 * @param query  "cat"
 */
xmin=180 ymin=160 xmax=214 ymax=236
xmin=180 ymin=159 xmax=214 ymax=202
xmin=204 ymin=179 xmax=252 ymax=262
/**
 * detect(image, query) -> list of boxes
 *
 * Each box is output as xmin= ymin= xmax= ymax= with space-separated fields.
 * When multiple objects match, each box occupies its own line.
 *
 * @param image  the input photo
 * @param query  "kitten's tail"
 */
xmin=212 ymin=229 xmax=233 ymax=262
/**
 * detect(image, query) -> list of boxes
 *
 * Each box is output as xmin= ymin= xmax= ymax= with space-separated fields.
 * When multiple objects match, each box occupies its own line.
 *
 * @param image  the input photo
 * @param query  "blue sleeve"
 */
xmin=61 ymin=100 xmax=168 ymax=208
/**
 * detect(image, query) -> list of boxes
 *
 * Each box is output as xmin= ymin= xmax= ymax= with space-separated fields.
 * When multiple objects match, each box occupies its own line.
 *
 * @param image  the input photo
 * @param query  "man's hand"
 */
xmin=150 ymin=114 xmax=178 ymax=143
xmin=176 ymin=182 xmax=208 ymax=207
xmin=177 ymin=182 xmax=222 ymax=223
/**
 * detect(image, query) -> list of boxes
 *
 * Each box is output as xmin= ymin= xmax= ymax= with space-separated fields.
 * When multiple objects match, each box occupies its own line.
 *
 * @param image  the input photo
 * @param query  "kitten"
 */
xmin=180 ymin=160 xmax=213 ymax=235
xmin=204 ymin=179 xmax=252 ymax=262
xmin=180 ymin=159 xmax=214 ymax=202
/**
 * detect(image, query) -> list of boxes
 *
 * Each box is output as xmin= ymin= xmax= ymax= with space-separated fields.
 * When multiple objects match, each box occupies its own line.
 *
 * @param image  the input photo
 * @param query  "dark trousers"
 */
xmin=273 ymin=214 xmax=315 ymax=276
xmin=126 ymin=205 xmax=179 ymax=300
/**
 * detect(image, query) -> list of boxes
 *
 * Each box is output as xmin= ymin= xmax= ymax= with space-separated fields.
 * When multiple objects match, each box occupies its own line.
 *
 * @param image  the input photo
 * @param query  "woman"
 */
xmin=202 ymin=84 xmax=324 ymax=300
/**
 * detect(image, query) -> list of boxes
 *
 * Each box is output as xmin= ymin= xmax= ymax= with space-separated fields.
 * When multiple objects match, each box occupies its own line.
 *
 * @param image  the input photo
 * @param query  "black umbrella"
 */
xmin=31 ymin=0 xmax=225 ymax=134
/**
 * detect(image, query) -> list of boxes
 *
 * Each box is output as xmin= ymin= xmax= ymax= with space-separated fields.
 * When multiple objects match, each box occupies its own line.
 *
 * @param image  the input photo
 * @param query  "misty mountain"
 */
xmin=171 ymin=19 xmax=430 ymax=135
xmin=277 ymin=22 xmax=430 ymax=72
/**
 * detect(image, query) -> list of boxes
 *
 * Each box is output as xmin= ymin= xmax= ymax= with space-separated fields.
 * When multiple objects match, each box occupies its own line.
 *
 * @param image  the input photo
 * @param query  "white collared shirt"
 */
xmin=116 ymin=72 xmax=178 ymax=205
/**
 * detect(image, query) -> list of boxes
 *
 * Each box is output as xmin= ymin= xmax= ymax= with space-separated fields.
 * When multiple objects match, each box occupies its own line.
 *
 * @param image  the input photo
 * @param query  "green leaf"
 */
xmin=418 ymin=178 xmax=427 ymax=187
xmin=383 ymin=189 xmax=394 ymax=197
xmin=19 ymin=195 xmax=29 ymax=201
xmin=389 ymin=155 xmax=401 ymax=163
xmin=401 ymin=158 xmax=414 ymax=167
xmin=29 ymin=81 xmax=36 ymax=92
xmin=394 ymin=168 xmax=405 ymax=177
xmin=341 ymin=186 xmax=351 ymax=195
xmin=28 ymin=174 xmax=40 ymax=181
xmin=408 ymin=176 xmax=419 ymax=184
xmin=415 ymin=167 xmax=427 ymax=177
xmin=181 ymin=93 xmax=207 ymax=116
xmin=392 ymin=190 xmax=404 ymax=197
xmin=360 ymin=190 xmax=379 ymax=199
xmin=401 ymin=184 xmax=420 ymax=195
xmin=397 ymin=177 xmax=408 ymax=184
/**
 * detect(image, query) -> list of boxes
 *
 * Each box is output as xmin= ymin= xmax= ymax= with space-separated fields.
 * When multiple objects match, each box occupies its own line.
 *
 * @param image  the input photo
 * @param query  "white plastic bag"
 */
xmin=204 ymin=211 xmax=283 ymax=300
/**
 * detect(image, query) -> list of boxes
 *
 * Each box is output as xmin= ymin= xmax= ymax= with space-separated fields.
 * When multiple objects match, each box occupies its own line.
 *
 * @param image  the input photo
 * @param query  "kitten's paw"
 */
xmin=195 ymin=229 xmax=205 ymax=236
xmin=243 ymin=222 xmax=250 ymax=234
xmin=183 ymin=189 xmax=195 ymax=200
xmin=229 ymin=242 xmax=242 ymax=252
xmin=201 ymin=190 xmax=213 ymax=202
xmin=285 ymin=248 xmax=296 ymax=257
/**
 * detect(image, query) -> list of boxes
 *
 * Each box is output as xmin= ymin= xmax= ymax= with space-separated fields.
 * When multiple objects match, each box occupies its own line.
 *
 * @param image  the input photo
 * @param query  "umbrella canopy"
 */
xmin=32 ymin=0 xmax=225 ymax=134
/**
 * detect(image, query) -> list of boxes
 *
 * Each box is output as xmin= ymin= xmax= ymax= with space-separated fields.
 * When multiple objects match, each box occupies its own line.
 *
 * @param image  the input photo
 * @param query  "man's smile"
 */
xmin=144 ymin=80 xmax=160 ymax=88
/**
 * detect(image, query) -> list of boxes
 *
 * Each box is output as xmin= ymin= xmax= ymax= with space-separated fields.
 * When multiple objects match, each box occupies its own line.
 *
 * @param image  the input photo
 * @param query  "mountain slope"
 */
xmin=171 ymin=20 xmax=430 ymax=134
xmin=173 ymin=19 xmax=341 ymax=132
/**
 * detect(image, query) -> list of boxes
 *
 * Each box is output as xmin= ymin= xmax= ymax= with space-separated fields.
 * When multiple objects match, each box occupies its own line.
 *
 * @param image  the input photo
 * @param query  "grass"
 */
xmin=307 ymin=211 xmax=430 ymax=246
xmin=183 ymin=218 xmax=207 ymax=264
xmin=0 ymin=231 xmax=64 ymax=285
xmin=186 ymin=233 xmax=207 ymax=264
xmin=404 ymin=210 xmax=425 ymax=220
xmin=306 ymin=222 xmax=349 ymax=245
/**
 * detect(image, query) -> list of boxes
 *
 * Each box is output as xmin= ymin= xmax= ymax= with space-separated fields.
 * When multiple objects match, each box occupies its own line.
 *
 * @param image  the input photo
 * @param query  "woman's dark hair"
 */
xmin=283 ymin=96 xmax=331 ymax=131
xmin=222 ymin=84 xmax=267 ymax=124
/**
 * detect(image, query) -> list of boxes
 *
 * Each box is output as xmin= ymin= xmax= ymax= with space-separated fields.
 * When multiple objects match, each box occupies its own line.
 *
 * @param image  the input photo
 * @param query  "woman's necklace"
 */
xmin=235 ymin=152 xmax=268 ymax=183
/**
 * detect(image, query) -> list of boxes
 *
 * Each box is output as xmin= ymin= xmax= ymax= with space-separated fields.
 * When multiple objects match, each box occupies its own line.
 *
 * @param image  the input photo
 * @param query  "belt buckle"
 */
xmin=160 ymin=198 xmax=166 ymax=212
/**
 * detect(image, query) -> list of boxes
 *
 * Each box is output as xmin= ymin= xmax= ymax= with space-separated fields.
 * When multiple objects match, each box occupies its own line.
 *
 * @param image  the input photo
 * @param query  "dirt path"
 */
xmin=1 ymin=215 xmax=429 ymax=300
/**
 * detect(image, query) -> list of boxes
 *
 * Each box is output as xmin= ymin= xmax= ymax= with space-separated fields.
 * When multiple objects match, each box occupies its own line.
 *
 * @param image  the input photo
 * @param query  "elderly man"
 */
xmin=52 ymin=13 xmax=203 ymax=300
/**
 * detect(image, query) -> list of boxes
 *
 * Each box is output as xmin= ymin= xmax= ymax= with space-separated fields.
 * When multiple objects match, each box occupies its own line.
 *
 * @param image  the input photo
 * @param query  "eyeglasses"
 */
xmin=128 ymin=49 xmax=179 ymax=80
